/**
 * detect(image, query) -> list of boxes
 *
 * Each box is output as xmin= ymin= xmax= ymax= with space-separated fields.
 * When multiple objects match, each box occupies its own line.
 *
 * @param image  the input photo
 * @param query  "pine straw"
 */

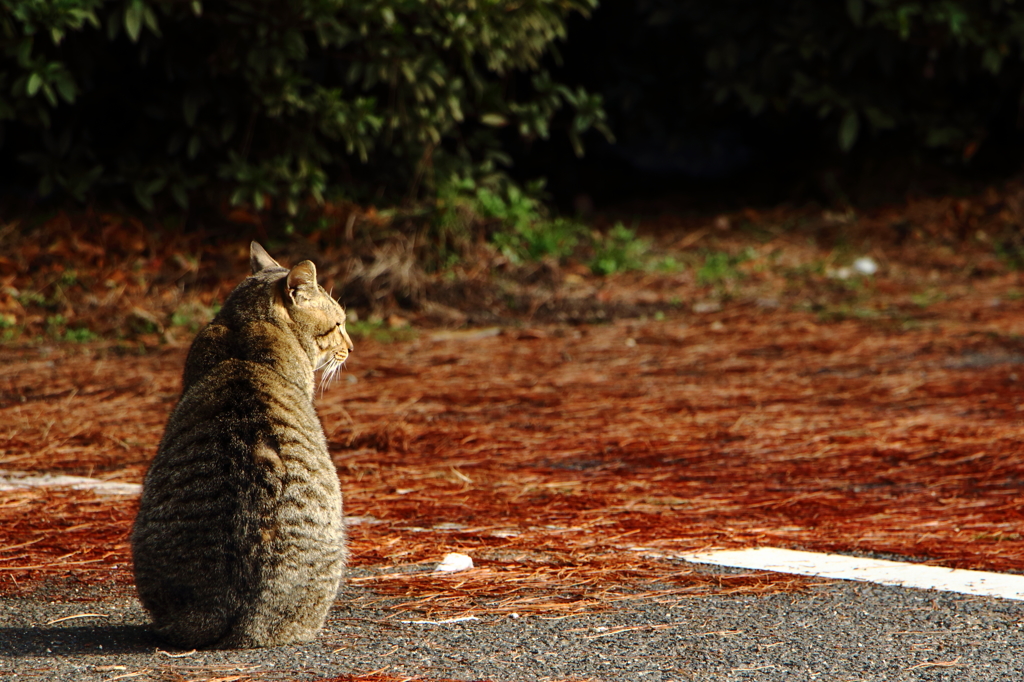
xmin=0 ymin=488 xmax=136 ymax=593
xmin=4 ymin=283 xmax=1024 ymax=614
xmin=315 ymin=671 xmax=464 ymax=675
xmin=7 ymin=179 xmax=1024 ymax=343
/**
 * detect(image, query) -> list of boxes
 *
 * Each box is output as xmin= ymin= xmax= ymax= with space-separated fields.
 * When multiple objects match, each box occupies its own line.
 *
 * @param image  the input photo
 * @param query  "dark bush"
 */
xmin=0 ymin=0 xmax=608 ymax=211
xmin=528 ymin=0 xmax=1024 ymax=203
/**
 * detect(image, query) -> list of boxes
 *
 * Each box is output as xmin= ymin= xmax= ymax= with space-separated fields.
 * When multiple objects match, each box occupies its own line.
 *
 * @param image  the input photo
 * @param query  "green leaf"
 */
xmin=69 ymin=166 xmax=103 ymax=201
xmin=846 ymin=0 xmax=864 ymax=26
xmin=481 ymin=113 xmax=507 ymax=127
xmin=146 ymin=177 xmax=166 ymax=195
xmin=135 ymin=189 xmax=154 ymax=211
xmin=42 ymin=84 xmax=58 ymax=107
xmin=863 ymin=106 xmax=895 ymax=130
xmin=838 ymin=110 xmax=859 ymax=152
xmin=143 ymin=6 xmax=160 ymax=36
xmin=55 ymin=130 xmax=72 ymax=156
xmin=183 ymin=95 xmax=200 ymax=127
xmin=568 ymin=130 xmax=584 ymax=157
xmin=221 ymin=120 xmax=236 ymax=142
xmin=125 ymin=1 xmax=144 ymax=43
xmin=171 ymin=184 xmax=189 ymax=209
xmin=39 ymin=175 xmax=54 ymax=197
xmin=14 ymin=39 xmax=32 ymax=67
xmin=82 ymin=165 xmax=105 ymax=187
xmin=54 ymin=75 xmax=76 ymax=104
xmin=107 ymin=11 xmax=122 ymax=40
xmin=27 ymin=73 xmax=43 ymax=97
xmin=924 ymin=126 xmax=963 ymax=148
xmin=982 ymin=47 xmax=1003 ymax=75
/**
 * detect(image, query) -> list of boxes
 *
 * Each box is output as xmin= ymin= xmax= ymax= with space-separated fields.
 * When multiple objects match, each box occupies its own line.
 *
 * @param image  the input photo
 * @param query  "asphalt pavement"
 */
xmin=2 ymin=564 xmax=1023 ymax=681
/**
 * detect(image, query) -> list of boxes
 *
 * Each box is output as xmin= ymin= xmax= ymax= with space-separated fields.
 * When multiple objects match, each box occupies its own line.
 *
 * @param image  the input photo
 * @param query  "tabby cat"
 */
xmin=131 ymin=242 xmax=353 ymax=649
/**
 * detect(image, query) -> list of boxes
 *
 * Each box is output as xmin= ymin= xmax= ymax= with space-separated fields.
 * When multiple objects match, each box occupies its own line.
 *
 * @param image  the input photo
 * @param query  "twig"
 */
xmin=906 ymin=656 xmax=963 ymax=671
xmin=46 ymin=612 xmax=109 ymax=625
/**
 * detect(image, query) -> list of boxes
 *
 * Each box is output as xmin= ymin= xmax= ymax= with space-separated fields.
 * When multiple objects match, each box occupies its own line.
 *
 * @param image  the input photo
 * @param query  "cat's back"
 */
xmin=133 ymin=352 xmax=343 ymax=645
xmin=163 ymin=339 xmax=323 ymax=458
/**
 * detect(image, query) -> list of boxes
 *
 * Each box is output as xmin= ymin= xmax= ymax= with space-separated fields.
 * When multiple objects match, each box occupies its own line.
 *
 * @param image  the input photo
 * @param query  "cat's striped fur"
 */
xmin=131 ymin=242 xmax=353 ymax=649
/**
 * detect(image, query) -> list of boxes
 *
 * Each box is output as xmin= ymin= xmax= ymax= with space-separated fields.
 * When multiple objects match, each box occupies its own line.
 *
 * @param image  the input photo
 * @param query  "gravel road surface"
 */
xmin=3 ymin=565 xmax=1023 ymax=681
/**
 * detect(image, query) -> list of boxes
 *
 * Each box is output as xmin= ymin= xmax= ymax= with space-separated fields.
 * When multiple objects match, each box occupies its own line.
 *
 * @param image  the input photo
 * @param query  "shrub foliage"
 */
xmin=563 ymin=0 xmax=1024 ymax=172
xmin=0 ymin=0 xmax=606 ymax=210
xmin=6 ymin=0 xmax=1024 ymax=214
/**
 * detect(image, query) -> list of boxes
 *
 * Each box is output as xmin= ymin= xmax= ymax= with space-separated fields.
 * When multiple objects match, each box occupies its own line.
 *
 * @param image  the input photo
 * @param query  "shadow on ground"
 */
xmin=0 ymin=624 xmax=155 ymax=657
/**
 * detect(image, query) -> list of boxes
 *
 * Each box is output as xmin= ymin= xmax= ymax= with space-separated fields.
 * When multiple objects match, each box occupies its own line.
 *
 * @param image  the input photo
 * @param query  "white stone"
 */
xmin=853 ymin=256 xmax=878 ymax=275
xmin=435 ymin=552 xmax=474 ymax=573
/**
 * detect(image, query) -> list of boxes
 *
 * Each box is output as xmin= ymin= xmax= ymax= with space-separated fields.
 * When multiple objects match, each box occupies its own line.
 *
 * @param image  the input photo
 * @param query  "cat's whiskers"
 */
xmin=314 ymin=357 xmax=332 ymax=395
xmin=315 ymin=353 xmax=347 ymax=395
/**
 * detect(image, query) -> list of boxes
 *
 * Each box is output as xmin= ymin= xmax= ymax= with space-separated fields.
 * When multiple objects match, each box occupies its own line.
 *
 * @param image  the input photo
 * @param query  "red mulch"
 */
xmin=4 ymin=301 xmax=1024 ymax=612
xmin=3 ymin=184 xmax=1024 ymax=618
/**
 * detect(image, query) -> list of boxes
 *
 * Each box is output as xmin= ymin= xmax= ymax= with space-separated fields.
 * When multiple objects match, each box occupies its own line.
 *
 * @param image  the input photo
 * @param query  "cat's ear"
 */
xmin=250 ymin=241 xmax=281 ymax=274
xmin=286 ymin=260 xmax=318 ymax=305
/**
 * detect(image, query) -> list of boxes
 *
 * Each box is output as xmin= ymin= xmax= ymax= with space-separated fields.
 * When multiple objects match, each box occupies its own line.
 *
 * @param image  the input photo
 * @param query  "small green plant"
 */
xmin=589 ymin=223 xmax=649 ymax=276
xmin=816 ymin=305 xmax=882 ymax=323
xmin=0 ymin=314 xmax=19 ymax=342
xmin=494 ymin=217 xmax=584 ymax=263
xmin=476 ymin=183 xmax=583 ymax=264
xmin=170 ymin=301 xmax=216 ymax=333
xmin=347 ymin=319 xmax=416 ymax=344
xmin=476 ymin=184 xmax=541 ymax=230
xmin=654 ymin=256 xmax=684 ymax=273
xmin=697 ymin=252 xmax=732 ymax=285
xmin=59 ymin=269 xmax=79 ymax=287
xmin=431 ymin=175 xmax=477 ymax=269
xmin=697 ymin=249 xmax=752 ymax=286
xmin=63 ymin=327 xmax=99 ymax=343
xmin=911 ymin=290 xmax=944 ymax=308
xmin=17 ymin=291 xmax=47 ymax=307
xmin=128 ymin=311 xmax=160 ymax=335
xmin=443 ymin=178 xmax=584 ymax=265
xmin=45 ymin=314 xmax=97 ymax=342
xmin=995 ymin=237 xmax=1024 ymax=271
xmin=45 ymin=314 xmax=67 ymax=337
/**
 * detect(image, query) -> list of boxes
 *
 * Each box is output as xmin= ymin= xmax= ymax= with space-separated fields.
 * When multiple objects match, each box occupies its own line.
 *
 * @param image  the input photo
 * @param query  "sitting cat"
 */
xmin=131 ymin=242 xmax=353 ymax=649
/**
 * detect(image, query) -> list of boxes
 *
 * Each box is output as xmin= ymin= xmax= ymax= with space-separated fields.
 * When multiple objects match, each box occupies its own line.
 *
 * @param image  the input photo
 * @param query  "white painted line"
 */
xmin=0 ymin=470 xmax=142 ymax=496
xmin=681 ymin=547 xmax=1024 ymax=601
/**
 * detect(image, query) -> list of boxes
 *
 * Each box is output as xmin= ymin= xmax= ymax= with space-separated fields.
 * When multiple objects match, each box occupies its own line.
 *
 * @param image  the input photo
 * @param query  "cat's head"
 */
xmin=251 ymin=241 xmax=354 ymax=387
